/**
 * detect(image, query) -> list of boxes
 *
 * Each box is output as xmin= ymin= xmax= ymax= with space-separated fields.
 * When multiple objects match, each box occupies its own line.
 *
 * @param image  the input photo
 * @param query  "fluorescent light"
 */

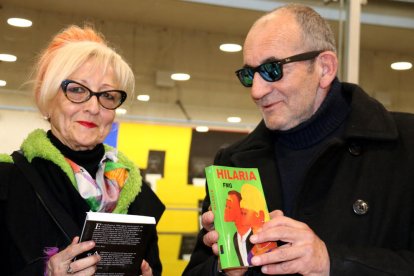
xmin=219 ymin=43 xmax=242 ymax=52
xmin=0 ymin=80 xmax=6 ymax=86
xmin=171 ymin=73 xmax=190 ymax=81
xmin=137 ymin=94 xmax=150 ymax=101
xmin=227 ymin=116 xmax=241 ymax=123
xmin=391 ymin=61 xmax=412 ymax=70
xmin=7 ymin=18 xmax=32 ymax=27
xmin=195 ymin=126 xmax=209 ymax=132
xmin=116 ymin=108 xmax=127 ymax=115
xmin=0 ymin=54 xmax=17 ymax=62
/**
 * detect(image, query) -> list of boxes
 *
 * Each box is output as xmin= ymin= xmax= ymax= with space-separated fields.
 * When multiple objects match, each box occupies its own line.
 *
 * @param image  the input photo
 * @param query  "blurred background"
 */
xmin=1 ymin=0 xmax=413 ymax=275
xmin=1 ymin=0 xmax=413 ymax=131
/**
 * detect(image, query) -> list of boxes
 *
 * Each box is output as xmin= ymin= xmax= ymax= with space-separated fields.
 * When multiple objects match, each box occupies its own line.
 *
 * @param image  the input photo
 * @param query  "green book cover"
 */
xmin=205 ymin=165 xmax=277 ymax=270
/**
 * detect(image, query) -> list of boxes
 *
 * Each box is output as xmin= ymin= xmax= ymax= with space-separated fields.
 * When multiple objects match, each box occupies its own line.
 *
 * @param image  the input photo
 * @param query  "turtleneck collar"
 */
xmin=273 ymin=78 xmax=351 ymax=149
xmin=47 ymin=130 xmax=105 ymax=176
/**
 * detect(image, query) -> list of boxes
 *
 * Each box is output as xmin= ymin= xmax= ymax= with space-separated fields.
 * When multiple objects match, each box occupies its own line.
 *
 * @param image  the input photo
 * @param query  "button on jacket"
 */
xmin=183 ymin=82 xmax=414 ymax=275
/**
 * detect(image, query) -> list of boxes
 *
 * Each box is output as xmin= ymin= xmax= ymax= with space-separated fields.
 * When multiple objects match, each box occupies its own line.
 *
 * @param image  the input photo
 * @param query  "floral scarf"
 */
xmin=65 ymin=149 xmax=129 ymax=212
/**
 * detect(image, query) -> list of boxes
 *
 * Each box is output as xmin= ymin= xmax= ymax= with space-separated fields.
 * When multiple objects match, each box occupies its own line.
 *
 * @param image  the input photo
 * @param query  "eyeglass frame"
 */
xmin=235 ymin=50 xmax=325 ymax=87
xmin=60 ymin=79 xmax=127 ymax=110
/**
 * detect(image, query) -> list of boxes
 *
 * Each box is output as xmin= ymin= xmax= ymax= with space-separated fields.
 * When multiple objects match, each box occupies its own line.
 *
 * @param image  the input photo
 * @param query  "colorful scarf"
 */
xmin=65 ymin=149 xmax=129 ymax=212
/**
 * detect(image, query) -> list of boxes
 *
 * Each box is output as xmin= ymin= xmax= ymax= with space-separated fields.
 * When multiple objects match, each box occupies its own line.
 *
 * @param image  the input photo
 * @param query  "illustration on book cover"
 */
xmin=205 ymin=165 xmax=277 ymax=269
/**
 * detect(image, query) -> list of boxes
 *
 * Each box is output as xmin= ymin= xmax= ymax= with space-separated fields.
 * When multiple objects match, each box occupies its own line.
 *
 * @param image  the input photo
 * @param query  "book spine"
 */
xmin=206 ymin=166 xmax=234 ymax=269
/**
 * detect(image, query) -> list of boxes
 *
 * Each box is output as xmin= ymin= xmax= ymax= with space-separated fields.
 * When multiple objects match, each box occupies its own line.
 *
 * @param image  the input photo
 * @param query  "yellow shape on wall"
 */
xmin=117 ymin=122 xmax=191 ymax=179
xmin=116 ymin=122 xmax=205 ymax=275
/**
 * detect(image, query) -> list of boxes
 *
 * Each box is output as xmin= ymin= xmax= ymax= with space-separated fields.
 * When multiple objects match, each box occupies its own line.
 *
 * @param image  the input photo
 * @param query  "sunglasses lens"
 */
xmin=236 ymin=61 xmax=283 ymax=87
xmin=260 ymin=62 xmax=282 ymax=82
xmin=236 ymin=69 xmax=254 ymax=87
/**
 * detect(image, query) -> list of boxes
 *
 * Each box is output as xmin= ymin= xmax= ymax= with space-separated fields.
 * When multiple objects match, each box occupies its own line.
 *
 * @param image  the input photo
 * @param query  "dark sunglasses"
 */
xmin=235 ymin=50 xmax=324 ymax=87
xmin=60 ymin=79 xmax=127 ymax=110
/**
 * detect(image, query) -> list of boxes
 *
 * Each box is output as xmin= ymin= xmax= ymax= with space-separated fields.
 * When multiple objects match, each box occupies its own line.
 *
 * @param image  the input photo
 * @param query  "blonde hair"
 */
xmin=33 ymin=25 xmax=135 ymax=115
xmin=240 ymin=184 xmax=269 ymax=221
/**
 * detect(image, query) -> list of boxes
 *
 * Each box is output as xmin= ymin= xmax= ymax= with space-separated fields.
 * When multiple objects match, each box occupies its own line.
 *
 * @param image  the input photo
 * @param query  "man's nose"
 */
xmin=250 ymin=72 xmax=272 ymax=101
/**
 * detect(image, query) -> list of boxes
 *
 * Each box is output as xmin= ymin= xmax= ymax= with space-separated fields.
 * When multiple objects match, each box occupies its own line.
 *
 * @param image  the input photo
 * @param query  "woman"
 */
xmin=0 ymin=25 xmax=165 ymax=275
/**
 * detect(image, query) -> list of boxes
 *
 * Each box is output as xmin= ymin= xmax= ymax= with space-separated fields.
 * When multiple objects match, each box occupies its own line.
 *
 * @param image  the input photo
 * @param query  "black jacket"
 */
xmin=183 ymin=82 xmax=414 ymax=275
xmin=0 ymin=130 xmax=165 ymax=275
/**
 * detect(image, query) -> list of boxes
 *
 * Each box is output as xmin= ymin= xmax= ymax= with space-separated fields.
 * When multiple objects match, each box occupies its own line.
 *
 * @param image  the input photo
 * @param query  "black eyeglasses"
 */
xmin=235 ymin=50 xmax=324 ymax=87
xmin=60 ymin=79 xmax=127 ymax=110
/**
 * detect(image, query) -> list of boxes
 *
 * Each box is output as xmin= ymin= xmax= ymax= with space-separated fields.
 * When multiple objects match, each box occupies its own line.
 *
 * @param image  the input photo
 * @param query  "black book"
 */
xmin=78 ymin=212 xmax=156 ymax=276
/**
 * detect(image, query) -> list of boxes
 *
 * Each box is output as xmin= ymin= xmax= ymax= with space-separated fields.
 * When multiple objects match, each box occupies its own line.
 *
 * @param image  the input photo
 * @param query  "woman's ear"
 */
xmin=318 ymin=51 xmax=338 ymax=89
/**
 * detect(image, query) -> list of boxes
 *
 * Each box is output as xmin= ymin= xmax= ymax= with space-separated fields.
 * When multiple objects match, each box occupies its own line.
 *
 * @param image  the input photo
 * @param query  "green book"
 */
xmin=205 ymin=165 xmax=277 ymax=270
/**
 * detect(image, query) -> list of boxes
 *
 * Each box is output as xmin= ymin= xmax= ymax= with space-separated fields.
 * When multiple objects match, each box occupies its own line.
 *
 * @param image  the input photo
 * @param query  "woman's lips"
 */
xmin=77 ymin=121 xmax=97 ymax=128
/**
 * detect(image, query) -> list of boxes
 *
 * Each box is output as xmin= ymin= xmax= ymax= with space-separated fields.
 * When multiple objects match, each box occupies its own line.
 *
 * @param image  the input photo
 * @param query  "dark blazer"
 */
xmin=0 ymin=143 xmax=165 ymax=275
xmin=183 ymin=82 xmax=414 ymax=275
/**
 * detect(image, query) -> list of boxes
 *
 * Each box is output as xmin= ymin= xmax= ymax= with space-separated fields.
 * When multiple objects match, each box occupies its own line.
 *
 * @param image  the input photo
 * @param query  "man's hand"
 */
xmin=250 ymin=210 xmax=330 ymax=276
xmin=201 ymin=210 xmax=247 ymax=276
xmin=201 ymin=210 xmax=219 ymax=255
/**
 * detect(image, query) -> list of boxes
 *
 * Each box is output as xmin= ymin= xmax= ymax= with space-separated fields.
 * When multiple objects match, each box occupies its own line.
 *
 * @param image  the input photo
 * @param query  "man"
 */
xmin=224 ymin=190 xmax=254 ymax=267
xmin=183 ymin=3 xmax=414 ymax=276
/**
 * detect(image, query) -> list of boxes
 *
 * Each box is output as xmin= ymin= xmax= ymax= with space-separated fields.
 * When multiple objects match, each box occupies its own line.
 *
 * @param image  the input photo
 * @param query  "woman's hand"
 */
xmin=46 ymin=237 xmax=101 ymax=275
xmin=141 ymin=259 xmax=153 ymax=276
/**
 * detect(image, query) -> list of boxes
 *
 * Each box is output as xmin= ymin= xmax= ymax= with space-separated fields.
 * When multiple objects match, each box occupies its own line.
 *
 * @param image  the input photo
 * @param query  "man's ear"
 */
xmin=318 ymin=51 xmax=338 ymax=89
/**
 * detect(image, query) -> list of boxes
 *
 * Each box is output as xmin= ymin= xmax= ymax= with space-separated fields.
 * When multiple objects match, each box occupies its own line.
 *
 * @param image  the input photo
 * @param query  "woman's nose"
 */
xmin=84 ymin=94 xmax=101 ymax=113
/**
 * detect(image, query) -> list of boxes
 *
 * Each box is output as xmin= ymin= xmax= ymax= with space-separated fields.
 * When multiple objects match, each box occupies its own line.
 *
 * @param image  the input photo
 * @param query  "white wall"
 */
xmin=0 ymin=109 xmax=49 ymax=154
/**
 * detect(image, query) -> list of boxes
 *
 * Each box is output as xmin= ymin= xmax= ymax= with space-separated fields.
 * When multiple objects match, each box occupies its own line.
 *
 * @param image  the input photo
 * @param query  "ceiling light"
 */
xmin=391 ymin=61 xmax=412 ymax=70
xmin=227 ymin=116 xmax=241 ymax=123
xmin=0 ymin=54 xmax=17 ymax=62
xmin=0 ymin=80 xmax=6 ymax=86
xmin=171 ymin=73 xmax=190 ymax=81
xmin=116 ymin=108 xmax=127 ymax=115
xmin=219 ymin=43 xmax=242 ymax=53
xmin=7 ymin=18 xmax=32 ymax=27
xmin=195 ymin=126 xmax=209 ymax=132
xmin=137 ymin=94 xmax=150 ymax=101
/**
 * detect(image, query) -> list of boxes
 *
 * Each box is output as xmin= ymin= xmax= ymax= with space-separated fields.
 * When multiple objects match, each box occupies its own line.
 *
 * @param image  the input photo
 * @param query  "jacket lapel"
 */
xmin=343 ymin=82 xmax=398 ymax=140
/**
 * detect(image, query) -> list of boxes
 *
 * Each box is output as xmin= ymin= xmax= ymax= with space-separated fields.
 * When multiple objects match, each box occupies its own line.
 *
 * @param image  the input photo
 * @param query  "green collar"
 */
xmin=19 ymin=129 xmax=142 ymax=214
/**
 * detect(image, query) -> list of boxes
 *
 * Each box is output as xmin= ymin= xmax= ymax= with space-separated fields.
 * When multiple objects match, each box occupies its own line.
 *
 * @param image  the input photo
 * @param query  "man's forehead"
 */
xmin=243 ymin=17 xmax=301 ymax=65
xmin=243 ymin=39 xmax=290 ymax=66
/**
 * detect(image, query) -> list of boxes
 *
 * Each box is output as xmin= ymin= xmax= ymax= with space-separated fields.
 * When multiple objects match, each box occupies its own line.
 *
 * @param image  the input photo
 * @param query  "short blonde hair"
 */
xmin=33 ymin=25 xmax=134 ymax=115
xmin=240 ymin=183 xmax=269 ymax=221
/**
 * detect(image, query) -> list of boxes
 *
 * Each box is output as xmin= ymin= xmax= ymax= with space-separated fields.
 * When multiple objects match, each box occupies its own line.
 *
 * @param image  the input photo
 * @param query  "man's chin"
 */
xmin=263 ymin=116 xmax=300 ymax=131
xmin=263 ymin=117 xmax=285 ymax=131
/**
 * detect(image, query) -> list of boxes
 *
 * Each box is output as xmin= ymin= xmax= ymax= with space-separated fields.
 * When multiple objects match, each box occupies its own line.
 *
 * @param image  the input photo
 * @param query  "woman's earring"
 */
xmin=43 ymin=113 xmax=50 ymax=121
